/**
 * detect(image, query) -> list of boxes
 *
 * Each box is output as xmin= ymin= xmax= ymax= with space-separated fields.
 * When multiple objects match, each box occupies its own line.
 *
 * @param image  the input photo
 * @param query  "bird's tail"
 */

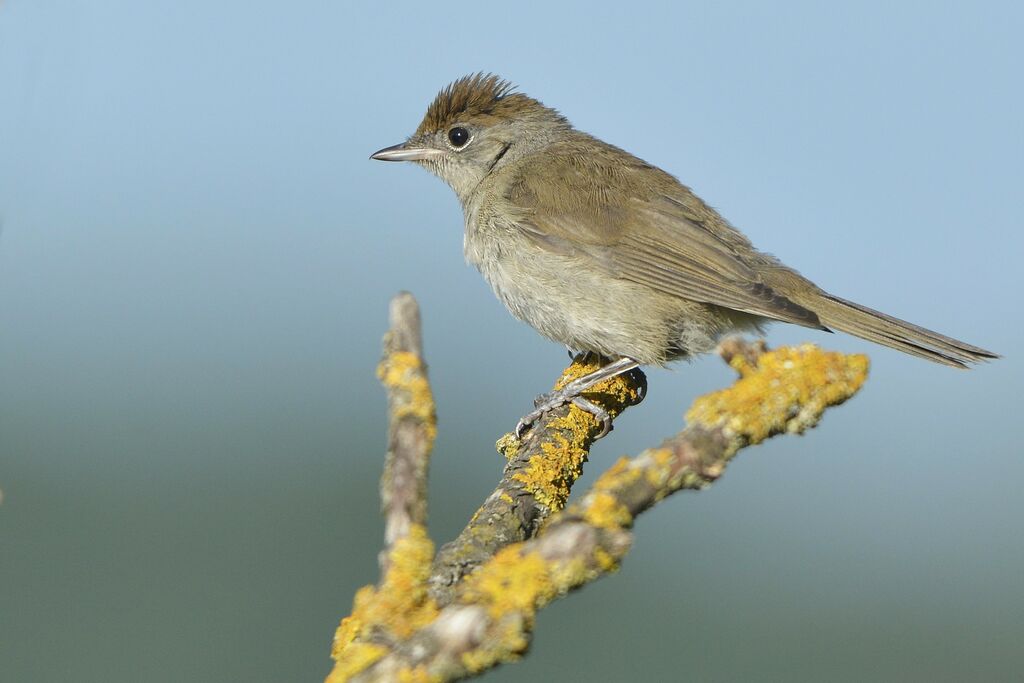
xmin=802 ymin=292 xmax=998 ymax=368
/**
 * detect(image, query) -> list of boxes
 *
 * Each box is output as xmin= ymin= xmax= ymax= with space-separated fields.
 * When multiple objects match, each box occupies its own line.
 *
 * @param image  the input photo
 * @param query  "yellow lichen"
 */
xmin=460 ymin=647 xmax=500 ymax=674
xmin=727 ymin=352 xmax=756 ymax=377
xmin=495 ymin=433 xmax=521 ymax=459
xmin=332 ymin=604 xmax=367 ymax=655
xmin=546 ymin=554 xmax=597 ymax=592
xmin=377 ymin=350 xmax=437 ymax=443
xmin=553 ymin=357 xmax=641 ymax=405
xmin=456 ymin=533 xmax=624 ymax=676
xmin=459 ymin=620 xmax=530 ymax=673
xmin=553 ymin=356 xmax=604 ymax=387
xmin=581 ymin=491 xmax=633 ymax=529
xmin=503 ymin=357 xmax=644 ymax=506
xmin=640 ymin=448 xmax=676 ymax=491
xmin=591 ymin=456 xmax=643 ymax=495
xmin=511 ymin=424 xmax=590 ymax=511
xmin=371 ymin=525 xmax=438 ymax=638
xmin=550 ymin=409 xmax=595 ymax=445
xmin=396 ymin=665 xmax=439 ymax=683
xmin=325 ymin=642 xmax=387 ymax=682
xmin=686 ymin=344 xmax=868 ymax=453
xmin=555 ymin=359 xmax=643 ymax=432
xmin=592 ymin=547 xmax=620 ymax=573
xmin=328 ymin=525 xmax=439 ymax=680
xmin=461 ymin=547 xmax=556 ymax=619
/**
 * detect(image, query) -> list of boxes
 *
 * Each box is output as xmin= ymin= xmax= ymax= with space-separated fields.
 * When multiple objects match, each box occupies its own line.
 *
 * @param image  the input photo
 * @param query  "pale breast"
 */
xmin=466 ymin=209 xmax=696 ymax=363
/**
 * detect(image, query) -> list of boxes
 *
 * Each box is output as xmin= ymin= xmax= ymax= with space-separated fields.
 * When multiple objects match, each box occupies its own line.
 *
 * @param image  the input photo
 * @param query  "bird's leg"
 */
xmin=515 ymin=356 xmax=642 ymax=439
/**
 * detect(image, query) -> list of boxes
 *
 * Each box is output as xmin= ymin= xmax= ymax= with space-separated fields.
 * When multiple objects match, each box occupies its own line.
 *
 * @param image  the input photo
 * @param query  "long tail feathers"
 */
xmin=808 ymin=294 xmax=998 ymax=368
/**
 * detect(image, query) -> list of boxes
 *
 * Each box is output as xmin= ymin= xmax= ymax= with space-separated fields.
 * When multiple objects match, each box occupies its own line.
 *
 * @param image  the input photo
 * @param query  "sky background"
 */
xmin=1 ymin=1 xmax=1021 ymax=681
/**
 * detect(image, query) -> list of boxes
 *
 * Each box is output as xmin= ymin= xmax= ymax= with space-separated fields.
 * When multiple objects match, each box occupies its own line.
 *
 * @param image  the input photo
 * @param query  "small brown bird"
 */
xmin=372 ymin=74 xmax=997 ymax=436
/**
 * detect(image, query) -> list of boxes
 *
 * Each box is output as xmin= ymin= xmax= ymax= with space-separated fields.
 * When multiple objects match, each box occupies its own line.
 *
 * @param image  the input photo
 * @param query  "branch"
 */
xmin=429 ymin=357 xmax=645 ymax=605
xmin=377 ymin=292 xmax=436 ymax=567
xmin=325 ymin=299 xmax=869 ymax=682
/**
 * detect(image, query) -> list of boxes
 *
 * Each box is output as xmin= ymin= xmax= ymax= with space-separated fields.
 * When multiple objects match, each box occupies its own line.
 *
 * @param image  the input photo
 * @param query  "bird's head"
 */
xmin=371 ymin=74 xmax=568 ymax=200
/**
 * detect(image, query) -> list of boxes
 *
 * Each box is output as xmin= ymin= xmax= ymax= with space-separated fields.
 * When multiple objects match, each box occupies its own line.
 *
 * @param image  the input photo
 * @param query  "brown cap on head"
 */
xmin=415 ymin=73 xmax=564 ymax=136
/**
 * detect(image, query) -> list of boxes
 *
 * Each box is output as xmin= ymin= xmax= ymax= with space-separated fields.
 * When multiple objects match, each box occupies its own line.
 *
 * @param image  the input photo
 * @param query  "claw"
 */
xmin=515 ymin=407 xmax=544 ymax=438
xmin=533 ymin=392 xmax=554 ymax=409
xmin=512 ymin=391 xmax=559 ymax=436
xmin=514 ymin=356 xmax=642 ymax=439
xmin=570 ymin=396 xmax=612 ymax=437
xmin=516 ymin=388 xmax=574 ymax=438
xmin=514 ymin=390 xmax=614 ymax=440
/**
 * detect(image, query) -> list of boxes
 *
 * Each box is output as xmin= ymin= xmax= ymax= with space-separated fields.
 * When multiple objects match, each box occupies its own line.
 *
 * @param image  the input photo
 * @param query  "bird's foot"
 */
xmin=514 ymin=356 xmax=645 ymax=439
xmin=514 ymin=389 xmax=612 ymax=439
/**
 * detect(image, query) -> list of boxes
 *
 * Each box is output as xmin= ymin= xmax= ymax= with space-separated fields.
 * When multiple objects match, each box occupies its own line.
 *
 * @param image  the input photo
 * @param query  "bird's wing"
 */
xmin=501 ymin=140 xmax=826 ymax=330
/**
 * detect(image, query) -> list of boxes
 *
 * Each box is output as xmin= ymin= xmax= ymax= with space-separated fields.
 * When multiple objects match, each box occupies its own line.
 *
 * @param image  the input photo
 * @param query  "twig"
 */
xmin=377 ymin=292 xmax=436 ymax=568
xmin=717 ymin=335 xmax=768 ymax=368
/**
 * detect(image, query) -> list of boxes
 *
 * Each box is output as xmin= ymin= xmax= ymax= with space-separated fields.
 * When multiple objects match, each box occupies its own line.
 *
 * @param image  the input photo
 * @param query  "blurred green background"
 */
xmin=1 ymin=2 xmax=1021 ymax=681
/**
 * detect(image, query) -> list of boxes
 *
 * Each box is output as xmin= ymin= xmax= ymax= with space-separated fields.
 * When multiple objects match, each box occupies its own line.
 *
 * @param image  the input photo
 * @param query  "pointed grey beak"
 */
xmin=370 ymin=143 xmax=446 ymax=162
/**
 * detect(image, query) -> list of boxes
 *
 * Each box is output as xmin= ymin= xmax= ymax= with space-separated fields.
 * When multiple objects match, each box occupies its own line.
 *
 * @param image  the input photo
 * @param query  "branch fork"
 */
xmin=327 ymin=293 xmax=869 ymax=682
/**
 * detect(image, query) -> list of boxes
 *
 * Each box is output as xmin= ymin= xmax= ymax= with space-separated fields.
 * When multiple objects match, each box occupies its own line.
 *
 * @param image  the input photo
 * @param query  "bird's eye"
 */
xmin=447 ymin=127 xmax=470 ymax=148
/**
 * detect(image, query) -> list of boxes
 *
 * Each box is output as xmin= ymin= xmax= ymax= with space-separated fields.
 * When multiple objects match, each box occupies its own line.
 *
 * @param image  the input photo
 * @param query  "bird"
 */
xmin=371 ymin=74 xmax=997 ymax=437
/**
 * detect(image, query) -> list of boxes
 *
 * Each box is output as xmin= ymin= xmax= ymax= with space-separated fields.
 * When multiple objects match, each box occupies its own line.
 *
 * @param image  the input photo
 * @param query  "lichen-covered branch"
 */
xmin=377 ymin=292 xmax=436 ymax=563
xmin=326 ymin=294 xmax=439 ymax=683
xmin=429 ymin=357 xmax=645 ymax=605
xmin=325 ymin=298 xmax=870 ymax=683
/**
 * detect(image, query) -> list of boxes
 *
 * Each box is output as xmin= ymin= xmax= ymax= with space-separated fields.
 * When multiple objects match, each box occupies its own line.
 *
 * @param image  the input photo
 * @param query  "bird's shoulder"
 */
xmin=490 ymin=132 xmax=752 ymax=252
xmin=492 ymin=134 xmax=659 ymax=242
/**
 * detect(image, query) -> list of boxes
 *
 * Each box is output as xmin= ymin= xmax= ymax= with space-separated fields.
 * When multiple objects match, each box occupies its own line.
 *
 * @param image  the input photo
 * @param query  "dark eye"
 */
xmin=447 ymin=126 xmax=470 ymax=148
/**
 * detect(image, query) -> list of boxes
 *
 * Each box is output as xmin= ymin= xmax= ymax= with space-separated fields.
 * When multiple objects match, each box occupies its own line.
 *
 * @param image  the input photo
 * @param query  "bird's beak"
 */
xmin=370 ymin=143 xmax=445 ymax=162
